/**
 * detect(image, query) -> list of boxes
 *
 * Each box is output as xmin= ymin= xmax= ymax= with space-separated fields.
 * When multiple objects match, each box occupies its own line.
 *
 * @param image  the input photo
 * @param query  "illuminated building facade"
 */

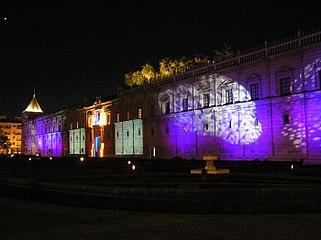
xmin=22 ymin=30 xmax=321 ymax=162
xmin=115 ymin=30 xmax=321 ymax=161
xmin=22 ymin=95 xmax=115 ymax=158
xmin=0 ymin=116 xmax=22 ymax=154
xmin=22 ymin=92 xmax=87 ymax=156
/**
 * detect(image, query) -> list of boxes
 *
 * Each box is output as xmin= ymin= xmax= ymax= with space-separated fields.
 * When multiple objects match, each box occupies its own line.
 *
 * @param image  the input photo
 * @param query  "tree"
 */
xmin=124 ymin=72 xmax=134 ymax=87
xmin=0 ymin=132 xmax=11 ymax=154
xmin=169 ymin=57 xmax=193 ymax=74
xmin=159 ymin=58 xmax=174 ymax=78
xmin=131 ymin=70 xmax=145 ymax=86
xmin=179 ymin=56 xmax=193 ymax=72
xmin=213 ymin=43 xmax=234 ymax=62
xmin=193 ymin=55 xmax=211 ymax=67
xmin=123 ymin=55 xmax=212 ymax=87
xmin=141 ymin=64 xmax=156 ymax=83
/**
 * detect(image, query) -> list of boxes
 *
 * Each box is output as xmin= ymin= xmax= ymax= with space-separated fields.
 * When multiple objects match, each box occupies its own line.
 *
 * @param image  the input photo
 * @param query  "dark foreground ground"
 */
xmin=1 ymin=196 xmax=321 ymax=240
xmin=1 ymin=156 xmax=321 ymax=213
xmin=1 ymin=156 xmax=321 ymax=239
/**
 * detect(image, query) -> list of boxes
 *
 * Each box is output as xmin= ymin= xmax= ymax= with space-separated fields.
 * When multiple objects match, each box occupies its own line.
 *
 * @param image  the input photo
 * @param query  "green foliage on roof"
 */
xmin=124 ymin=55 xmax=211 ymax=87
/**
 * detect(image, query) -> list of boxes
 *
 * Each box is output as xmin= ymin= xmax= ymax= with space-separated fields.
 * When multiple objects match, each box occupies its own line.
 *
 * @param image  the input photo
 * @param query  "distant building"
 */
xmin=0 ymin=116 xmax=22 ymax=154
xmin=22 ymin=30 xmax=321 ymax=162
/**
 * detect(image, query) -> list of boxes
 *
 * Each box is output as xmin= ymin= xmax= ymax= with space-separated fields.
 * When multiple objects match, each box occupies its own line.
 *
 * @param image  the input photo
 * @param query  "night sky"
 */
xmin=1 ymin=1 xmax=320 ymax=119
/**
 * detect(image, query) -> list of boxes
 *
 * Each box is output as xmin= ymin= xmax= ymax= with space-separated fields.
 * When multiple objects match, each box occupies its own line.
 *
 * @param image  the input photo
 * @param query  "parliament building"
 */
xmin=22 ymin=30 xmax=321 ymax=162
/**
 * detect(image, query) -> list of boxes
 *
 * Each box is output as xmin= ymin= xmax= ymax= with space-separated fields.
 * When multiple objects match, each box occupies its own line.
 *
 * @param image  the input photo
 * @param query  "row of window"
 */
xmin=116 ymin=128 xmax=142 ymax=138
xmin=144 ymin=114 xmax=291 ymax=136
xmin=162 ymin=77 xmax=299 ymax=115
xmin=115 ymin=108 xmax=143 ymax=123
xmin=115 ymin=78 xmax=293 ymax=121
xmin=115 ymin=88 xmax=247 ymax=121
xmin=0 ymin=125 xmax=21 ymax=128
xmin=83 ymin=73 xmax=320 ymax=125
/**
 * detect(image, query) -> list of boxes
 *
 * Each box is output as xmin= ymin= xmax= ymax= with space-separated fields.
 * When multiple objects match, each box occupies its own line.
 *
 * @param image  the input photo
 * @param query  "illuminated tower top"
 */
xmin=23 ymin=90 xmax=43 ymax=113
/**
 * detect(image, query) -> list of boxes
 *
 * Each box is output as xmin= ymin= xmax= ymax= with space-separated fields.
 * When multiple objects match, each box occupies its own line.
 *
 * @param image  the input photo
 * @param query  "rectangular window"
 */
xmin=116 ymin=112 xmax=120 ymax=122
xmin=137 ymin=108 xmax=142 ymax=119
xmin=203 ymin=94 xmax=210 ymax=108
xmin=283 ymin=114 xmax=290 ymax=124
xmin=250 ymin=83 xmax=259 ymax=99
xmin=226 ymin=89 xmax=233 ymax=104
xmin=107 ymin=113 xmax=111 ymax=125
xmin=204 ymin=123 xmax=208 ymax=130
xmin=254 ymin=117 xmax=258 ymax=126
xmin=96 ymin=112 xmax=100 ymax=122
xmin=126 ymin=110 xmax=130 ymax=120
xmin=182 ymin=98 xmax=188 ymax=111
xmin=280 ymin=77 xmax=291 ymax=95
xmin=165 ymin=102 xmax=170 ymax=114
xmin=150 ymin=104 xmax=155 ymax=117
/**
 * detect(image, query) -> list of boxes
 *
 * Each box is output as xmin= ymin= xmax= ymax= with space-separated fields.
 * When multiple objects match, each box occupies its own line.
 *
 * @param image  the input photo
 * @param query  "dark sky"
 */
xmin=1 ymin=1 xmax=320 ymax=119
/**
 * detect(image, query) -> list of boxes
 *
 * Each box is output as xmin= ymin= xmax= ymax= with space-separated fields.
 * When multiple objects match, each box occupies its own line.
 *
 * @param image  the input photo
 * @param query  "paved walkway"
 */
xmin=1 ymin=196 xmax=321 ymax=240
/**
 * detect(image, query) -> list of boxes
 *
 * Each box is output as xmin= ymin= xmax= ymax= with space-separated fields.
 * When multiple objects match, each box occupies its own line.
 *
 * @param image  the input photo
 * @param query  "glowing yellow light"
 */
xmin=91 ymin=144 xmax=94 ymax=157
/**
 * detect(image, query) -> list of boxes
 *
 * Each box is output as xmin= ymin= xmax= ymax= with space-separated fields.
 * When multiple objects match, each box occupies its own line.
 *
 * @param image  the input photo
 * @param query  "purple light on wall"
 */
xmin=33 ymin=121 xmax=64 ymax=157
xmin=155 ymin=76 xmax=264 ymax=159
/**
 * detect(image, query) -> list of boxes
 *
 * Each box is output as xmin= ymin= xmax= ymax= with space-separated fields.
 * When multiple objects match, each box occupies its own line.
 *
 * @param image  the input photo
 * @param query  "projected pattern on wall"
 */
xmin=24 ymin=121 xmax=38 ymax=155
xmin=158 ymin=75 xmax=262 ymax=144
xmin=280 ymin=57 xmax=321 ymax=154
